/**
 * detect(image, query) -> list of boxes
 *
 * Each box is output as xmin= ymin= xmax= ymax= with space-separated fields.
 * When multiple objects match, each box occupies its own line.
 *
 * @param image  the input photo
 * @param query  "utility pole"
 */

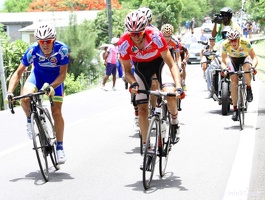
xmin=240 ymin=0 xmax=246 ymax=34
xmin=0 ymin=43 xmax=8 ymax=110
xmin=106 ymin=0 xmax=113 ymax=43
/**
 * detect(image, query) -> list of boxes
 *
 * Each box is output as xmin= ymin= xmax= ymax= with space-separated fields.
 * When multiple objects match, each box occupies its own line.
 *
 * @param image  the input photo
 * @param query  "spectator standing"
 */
xmin=102 ymin=37 xmax=119 ymax=91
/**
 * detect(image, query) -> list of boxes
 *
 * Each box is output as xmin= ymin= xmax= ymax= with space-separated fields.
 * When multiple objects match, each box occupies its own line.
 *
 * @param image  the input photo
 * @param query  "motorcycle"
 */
xmin=203 ymin=51 xmax=232 ymax=115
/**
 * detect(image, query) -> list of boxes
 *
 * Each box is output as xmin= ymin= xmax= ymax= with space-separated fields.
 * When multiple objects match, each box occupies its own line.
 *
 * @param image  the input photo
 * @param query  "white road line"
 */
xmin=223 ymin=80 xmax=259 ymax=200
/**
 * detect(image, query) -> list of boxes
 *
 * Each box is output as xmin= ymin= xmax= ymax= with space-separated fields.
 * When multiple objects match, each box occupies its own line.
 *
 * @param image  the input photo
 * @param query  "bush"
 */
xmin=64 ymin=73 xmax=89 ymax=95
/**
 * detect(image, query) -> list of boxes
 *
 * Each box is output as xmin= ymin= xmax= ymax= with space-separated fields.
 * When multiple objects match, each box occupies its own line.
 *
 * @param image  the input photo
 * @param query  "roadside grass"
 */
xmin=252 ymin=40 xmax=265 ymax=82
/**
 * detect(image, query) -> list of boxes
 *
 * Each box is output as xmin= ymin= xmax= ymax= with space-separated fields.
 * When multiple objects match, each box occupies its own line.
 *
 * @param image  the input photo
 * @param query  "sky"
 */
xmin=0 ymin=0 xmax=5 ymax=10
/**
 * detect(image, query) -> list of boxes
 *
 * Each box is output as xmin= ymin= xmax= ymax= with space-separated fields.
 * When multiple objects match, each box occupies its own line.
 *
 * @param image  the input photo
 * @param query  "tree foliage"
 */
xmin=56 ymin=14 xmax=102 ymax=81
xmin=3 ymin=0 xmax=32 ymax=12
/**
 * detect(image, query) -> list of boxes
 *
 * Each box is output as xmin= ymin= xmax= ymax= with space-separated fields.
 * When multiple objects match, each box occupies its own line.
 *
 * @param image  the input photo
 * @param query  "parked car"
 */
xmin=202 ymin=20 xmax=214 ymax=33
xmin=187 ymin=42 xmax=204 ymax=64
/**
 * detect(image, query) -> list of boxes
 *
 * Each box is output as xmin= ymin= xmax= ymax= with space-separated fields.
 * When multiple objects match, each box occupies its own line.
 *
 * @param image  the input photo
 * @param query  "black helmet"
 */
xmin=220 ymin=7 xmax=233 ymax=14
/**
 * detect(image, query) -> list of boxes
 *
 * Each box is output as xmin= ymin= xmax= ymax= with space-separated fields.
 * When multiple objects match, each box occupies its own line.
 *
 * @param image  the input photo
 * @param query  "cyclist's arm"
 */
xmin=160 ymin=49 xmax=182 ymax=89
xmin=7 ymin=62 xmax=27 ymax=93
xmin=212 ymin=23 xmax=217 ymax=37
xmin=184 ymin=49 xmax=190 ymax=61
xmin=50 ymin=64 xmax=68 ymax=89
xmin=175 ymin=51 xmax=182 ymax=68
xmin=248 ymin=49 xmax=258 ymax=68
xmin=221 ymin=52 xmax=228 ymax=70
xmin=120 ymin=59 xmax=135 ymax=84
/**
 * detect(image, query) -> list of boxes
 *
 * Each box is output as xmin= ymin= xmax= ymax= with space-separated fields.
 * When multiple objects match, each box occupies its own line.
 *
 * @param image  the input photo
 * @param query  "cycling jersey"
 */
xmin=118 ymin=26 xmax=168 ymax=62
xmin=222 ymin=38 xmax=252 ymax=58
xmin=167 ymin=36 xmax=180 ymax=52
xmin=23 ymin=41 xmax=70 ymax=102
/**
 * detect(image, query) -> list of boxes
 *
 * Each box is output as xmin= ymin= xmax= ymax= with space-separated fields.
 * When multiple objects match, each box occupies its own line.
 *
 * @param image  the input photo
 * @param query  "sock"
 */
xmin=247 ymin=85 xmax=251 ymax=89
xmin=233 ymin=106 xmax=238 ymax=111
xmin=27 ymin=117 xmax=31 ymax=123
xmin=56 ymin=142 xmax=63 ymax=150
xmin=171 ymin=113 xmax=179 ymax=125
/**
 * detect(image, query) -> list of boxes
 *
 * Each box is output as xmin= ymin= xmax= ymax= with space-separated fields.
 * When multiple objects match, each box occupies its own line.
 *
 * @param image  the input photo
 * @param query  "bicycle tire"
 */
xmin=42 ymin=108 xmax=60 ymax=170
xmin=139 ymin=131 xmax=143 ymax=155
xmin=31 ymin=113 xmax=49 ymax=181
xmin=238 ymin=87 xmax=244 ymax=130
xmin=143 ymin=116 xmax=159 ymax=190
xmin=159 ymin=109 xmax=171 ymax=177
xmin=221 ymin=81 xmax=230 ymax=115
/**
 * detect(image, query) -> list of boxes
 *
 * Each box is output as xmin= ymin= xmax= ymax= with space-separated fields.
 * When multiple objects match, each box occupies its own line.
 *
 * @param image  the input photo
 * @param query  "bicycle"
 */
xmin=8 ymin=90 xmax=60 ymax=182
xmin=228 ymin=66 xmax=255 ymax=130
xmin=203 ymin=51 xmax=232 ymax=115
xmin=137 ymin=89 xmax=177 ymax=190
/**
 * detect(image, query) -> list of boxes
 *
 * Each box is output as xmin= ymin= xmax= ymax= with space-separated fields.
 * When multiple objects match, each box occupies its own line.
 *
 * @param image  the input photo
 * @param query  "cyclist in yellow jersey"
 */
xmin=212 ymin=7 xmax=240 ymax=42
xmin=221 ymin=29 xmax=258 ymax=121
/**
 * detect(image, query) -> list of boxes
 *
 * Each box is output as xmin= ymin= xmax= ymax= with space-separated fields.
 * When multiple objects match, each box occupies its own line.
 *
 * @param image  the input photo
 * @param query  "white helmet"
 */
xmin=125 ymin=10 xmax=147 ymax=32
xmin=227 ymin=29 xmax=240 ymax=40
xmin=138 ymin=7 xmax=152 ymax=22
xmin=34 ymin=24 xmax=56 ymax=40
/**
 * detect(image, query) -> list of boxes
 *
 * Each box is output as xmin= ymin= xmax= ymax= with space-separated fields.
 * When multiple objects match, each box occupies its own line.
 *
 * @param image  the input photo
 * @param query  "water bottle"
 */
xmin=161 ymin=122 xmax=166 ymax=139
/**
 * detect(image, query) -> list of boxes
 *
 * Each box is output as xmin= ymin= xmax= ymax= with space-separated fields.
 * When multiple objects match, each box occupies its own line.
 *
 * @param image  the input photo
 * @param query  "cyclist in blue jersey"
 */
xmin=6 ymin=24 xmax=69 ymax=164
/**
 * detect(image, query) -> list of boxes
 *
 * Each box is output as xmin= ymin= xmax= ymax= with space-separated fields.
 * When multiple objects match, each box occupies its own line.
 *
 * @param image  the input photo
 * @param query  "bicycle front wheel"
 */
xmin=159 ymin=112 xmax=171 ymax=177
xmin=31 ymin=113 xmax=49 ymax=182
xmin=42 ymin=108 xmax=60 ymax=170
xmin=143 ymin=116 xmax=159 ymax=190
xmin=238 ymin=87 xmax=245 ymax=130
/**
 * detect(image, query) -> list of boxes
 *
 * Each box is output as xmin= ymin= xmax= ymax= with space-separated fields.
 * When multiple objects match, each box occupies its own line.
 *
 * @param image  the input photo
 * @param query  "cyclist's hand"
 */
xmin=129 ymin=82 xmax=139 ymax=94
xmin=221 ymin=68 xmax=228 ymax=77
xmin=176 ymin=88 xmax=185 ymax=100
xmin=251 ymin=67 xmax=257 ymax=75
xmin=4 ymin=92 xmax=14 ymax=104
xmin=41 ymin=83 xmax=55 ymax=97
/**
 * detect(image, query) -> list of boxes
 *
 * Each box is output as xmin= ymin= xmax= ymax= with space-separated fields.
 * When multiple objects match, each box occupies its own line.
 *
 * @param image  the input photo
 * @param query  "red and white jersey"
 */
xmin=118 ymin=26 xmax=168 ymax=62
xmin=167 ymin=36 xmax=180 ymax=53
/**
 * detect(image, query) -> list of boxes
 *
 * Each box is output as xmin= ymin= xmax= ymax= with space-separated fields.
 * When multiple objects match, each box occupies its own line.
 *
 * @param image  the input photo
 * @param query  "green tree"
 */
xmin=247 ymin=0 xmax=265 ymax=27
xmin=93 ymin=9 xmax=130 ymax=47
xmin=57 ymin=14 xmax=102 ymax=82
xmin=4 ymin=0 xmax=32 ymax=12
xmin=139 ymin=0 xmax=182 ymax=31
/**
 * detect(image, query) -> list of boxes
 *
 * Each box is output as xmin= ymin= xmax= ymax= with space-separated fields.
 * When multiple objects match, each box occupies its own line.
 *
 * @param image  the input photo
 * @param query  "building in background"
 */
xmin=0 ymin=10 xmax=99 ymax=43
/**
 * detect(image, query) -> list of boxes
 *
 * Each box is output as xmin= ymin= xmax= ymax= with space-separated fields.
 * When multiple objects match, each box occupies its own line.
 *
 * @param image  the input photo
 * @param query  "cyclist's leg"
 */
xmin=243 ymin=57 xmax=253 ymax=102
xmin=160 ymin=63 xmax=180 ymax=143
xmin=150 ymin=77 xmax=159 ymax=111
xmin=228 ymin=58 xmax=240 ymax=121
xmin=22 ymin=73 xmax=42 ymax=139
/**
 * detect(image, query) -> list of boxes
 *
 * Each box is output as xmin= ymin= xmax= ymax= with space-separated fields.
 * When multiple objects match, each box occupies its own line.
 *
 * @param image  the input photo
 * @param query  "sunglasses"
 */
xmin=128 ymin=31 xmax=145 ymax=37
xmin=229 ymin=39 xmax=238 ymax=43
xmin=38 ymin=39 xmax=54 ymax=45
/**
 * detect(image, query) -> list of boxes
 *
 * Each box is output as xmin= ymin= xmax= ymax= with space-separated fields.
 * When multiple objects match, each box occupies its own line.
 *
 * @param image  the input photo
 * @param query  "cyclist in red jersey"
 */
xmin=118 ymin=11 xmax=185 ymax=162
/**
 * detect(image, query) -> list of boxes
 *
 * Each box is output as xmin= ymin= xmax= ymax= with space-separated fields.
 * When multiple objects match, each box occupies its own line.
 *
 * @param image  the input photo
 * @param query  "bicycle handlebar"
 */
xmin=8 ymin=90 xmax=53 ymax=114
xmin=228 ymin=70 xmax=255 ymax=81
xmin=137 ymin=90 xmax=176 ymax=97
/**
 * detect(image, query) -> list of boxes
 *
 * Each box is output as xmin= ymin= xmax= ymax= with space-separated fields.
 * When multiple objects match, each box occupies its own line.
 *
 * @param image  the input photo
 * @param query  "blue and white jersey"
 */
xmin=21 ymin=41 xmax=70 ymax=76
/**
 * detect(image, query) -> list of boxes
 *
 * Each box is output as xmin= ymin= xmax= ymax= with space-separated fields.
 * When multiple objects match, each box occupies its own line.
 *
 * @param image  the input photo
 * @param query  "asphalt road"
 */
xmin=0 ymin=63 xmax=264 ymax=200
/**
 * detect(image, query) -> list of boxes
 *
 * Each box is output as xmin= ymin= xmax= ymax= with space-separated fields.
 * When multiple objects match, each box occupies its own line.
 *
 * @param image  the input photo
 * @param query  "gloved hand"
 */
xmin=129 ymin=82 xmax=139 ymax=93
xmin=251 ymin=67 xmax=257 ymax=75
xmin=41 ymin=83 xmax=55 ymax=97
xmin=221 ymin=68 xmax=228 ymax=77
xmin=176 ymin=88 xmax=185 ymax=100
xmin=4 ymin=92 xmax=14 ymax=104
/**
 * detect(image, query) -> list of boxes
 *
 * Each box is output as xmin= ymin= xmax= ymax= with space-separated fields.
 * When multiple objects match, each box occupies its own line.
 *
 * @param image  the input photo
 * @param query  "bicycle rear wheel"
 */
xmin=42 ymin=108 xmax=60 ymax=170
xmin=143 ymin=116 xmax=159 ymax=190
xmin=31 ymin=113 xmax=49 ymax=181
xmin=159 ymin=111 xmax=171 ymax=177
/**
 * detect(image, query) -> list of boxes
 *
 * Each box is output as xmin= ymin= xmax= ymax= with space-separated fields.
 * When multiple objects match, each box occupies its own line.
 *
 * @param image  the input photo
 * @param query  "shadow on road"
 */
xmin=124 ymin=172 xmax=188 ymax=192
